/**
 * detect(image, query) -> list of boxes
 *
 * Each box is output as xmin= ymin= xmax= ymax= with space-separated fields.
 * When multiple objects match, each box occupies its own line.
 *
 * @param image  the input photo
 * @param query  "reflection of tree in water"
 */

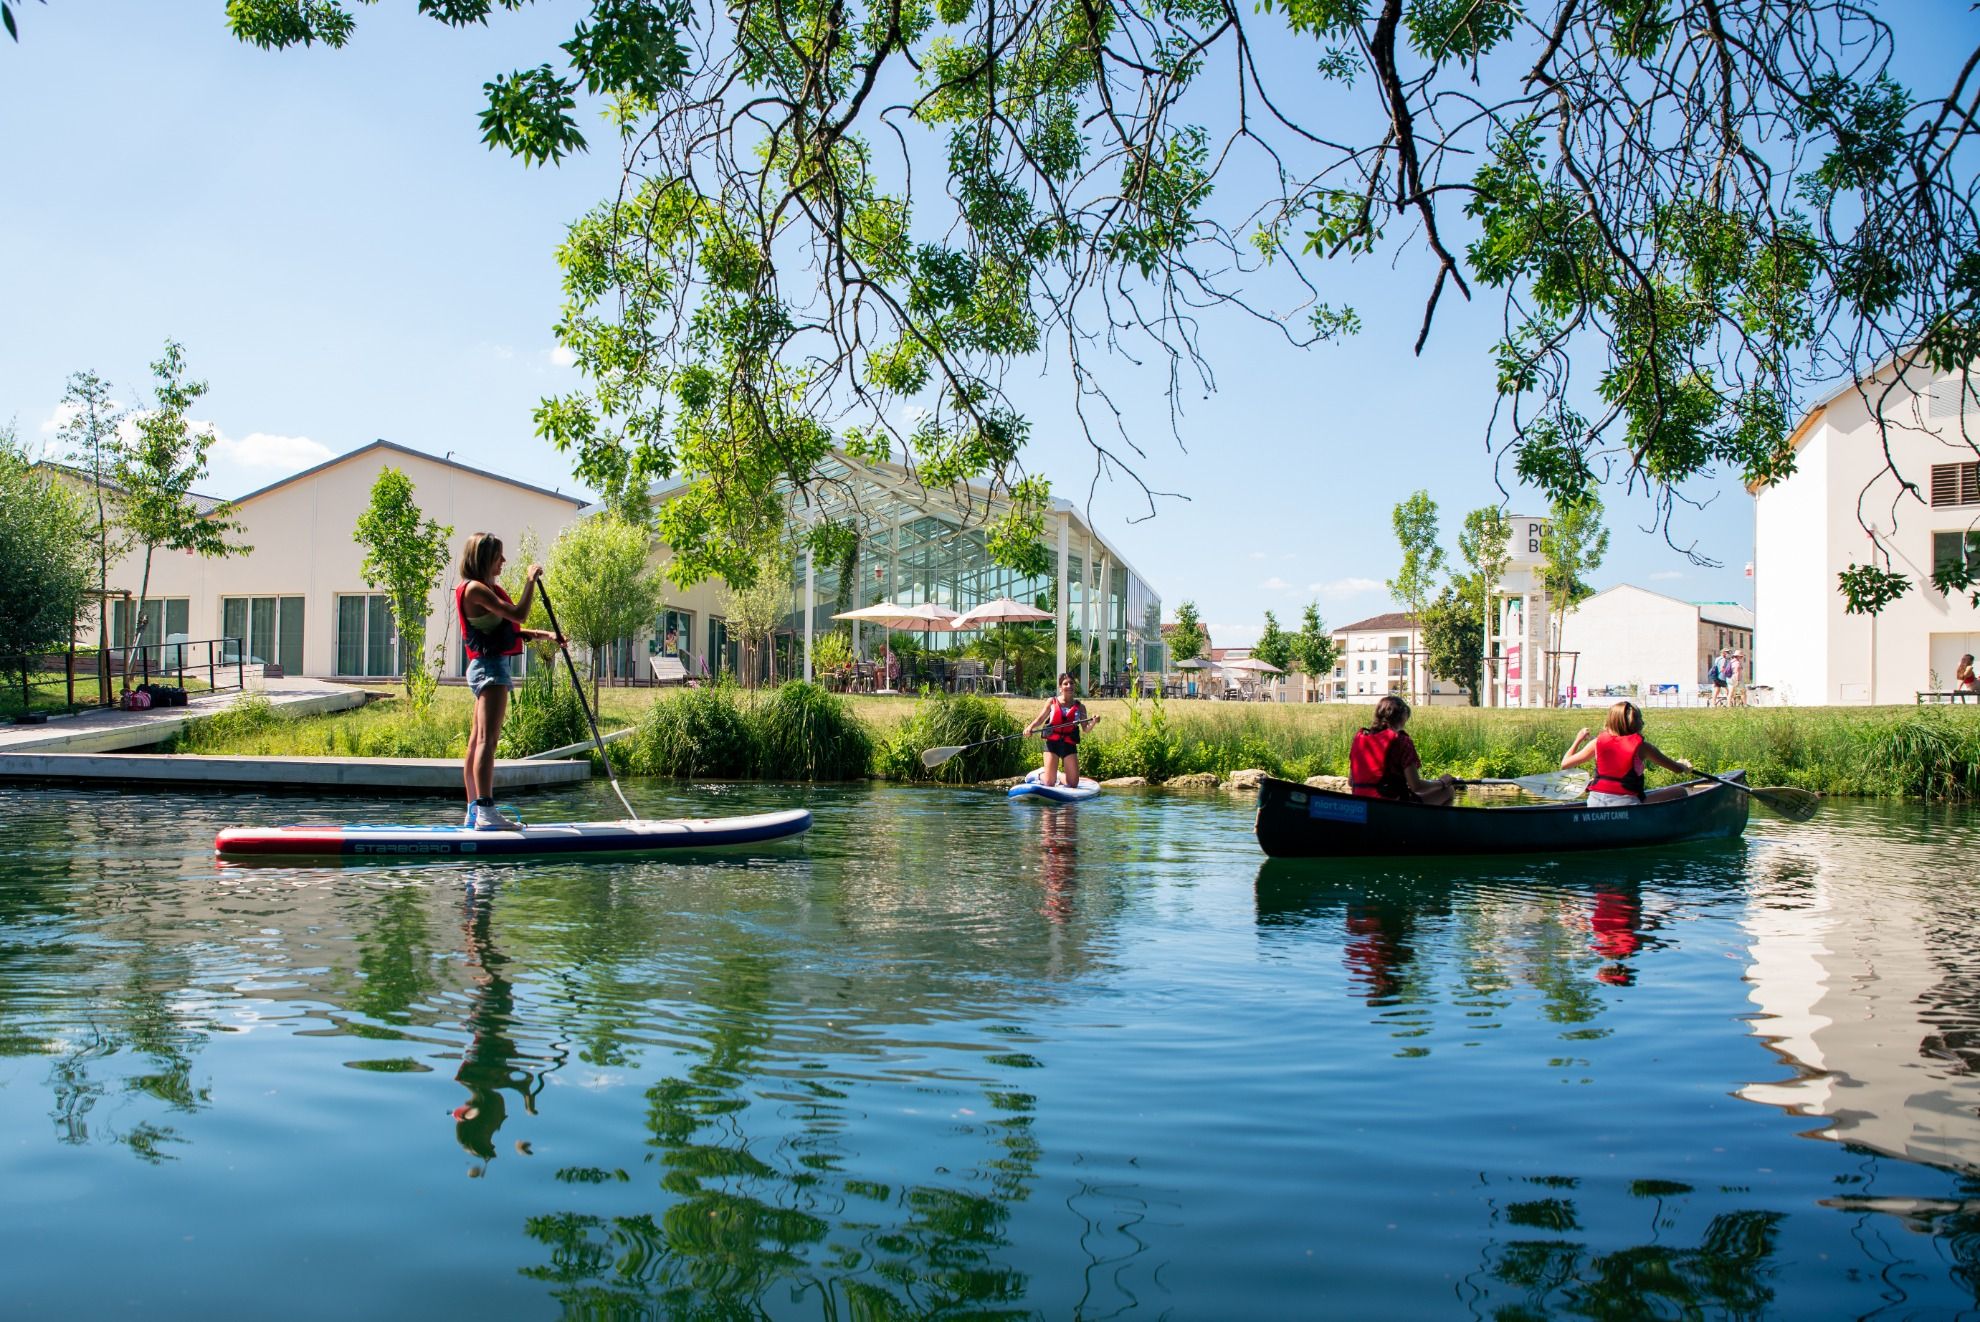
xmin=1467 ymin=1176 xmax=1785 ymax=1317
xmin=519 ymin=937 xmax=1041 ymax=1314
xmin=40 ymin=947 xmax=214 ymax=1163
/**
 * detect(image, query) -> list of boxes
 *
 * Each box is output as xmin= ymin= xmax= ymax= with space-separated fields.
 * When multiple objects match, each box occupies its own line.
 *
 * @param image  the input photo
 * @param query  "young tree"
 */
xmin=1457 ymin=508 xmax=1512 ymax=704
xmin=1254 ymin=610 xmax=1293 ymax=697
xmin=547 ymin=513 xmax=666 ymax=701
xmin=1538 ymin=498 xmax=1610 ymax=706
xmin=721 ymin=542 xmax=795 ymax=689
xmin=110 ymin=341 xmax=249 ymax=691
xmin=1421 ymin=584 xmax=1484 ymax=707
xmin=1387 ymin=491 xmax=1444 ymax=703
xmin=0 ymin=429 xmax=94 ymax=710
xmin=353 ymin=467 xmax=454 ymax=700
xmin=1167 ymin=600 xmax=1207 ymax=666
xmin=55 ymin=371 xmax=132 ymax=665
xmin=1288 ymin=603 xmax=1340 ymax=703
xmin=499 ymin=527 xmax=556 ymax=671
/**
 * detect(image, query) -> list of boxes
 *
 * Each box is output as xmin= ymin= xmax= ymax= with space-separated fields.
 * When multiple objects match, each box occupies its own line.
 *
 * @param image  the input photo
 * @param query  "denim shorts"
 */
xmin=466 ymin=653 xmax=514 ymax=696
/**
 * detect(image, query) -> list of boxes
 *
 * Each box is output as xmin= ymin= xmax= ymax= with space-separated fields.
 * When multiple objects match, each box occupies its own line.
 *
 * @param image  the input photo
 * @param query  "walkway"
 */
xmin=0 ymin=751 xmax=589 ymax=793
xmin=0 ymin=676 xmax=368 ymax=755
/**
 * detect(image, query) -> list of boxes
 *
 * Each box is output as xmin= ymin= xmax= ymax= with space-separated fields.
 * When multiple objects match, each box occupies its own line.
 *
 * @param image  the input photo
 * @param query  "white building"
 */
xmin=1327 ymin=612 xmax=1470 ymax=705
xmin=1752 ymin=362 xmax=1980 ymax=704
xmin=1558 ymin=586 xmax=1755 ymax=706
xmin=77 ymin=440 xmax=603 ymax=682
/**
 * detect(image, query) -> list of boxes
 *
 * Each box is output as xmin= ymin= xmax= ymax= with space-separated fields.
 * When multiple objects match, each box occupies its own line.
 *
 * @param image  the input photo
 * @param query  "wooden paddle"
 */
xmin=922 ymin=716 xmax=1098 ymax=770
xmin=1457 ymin=771 xmax=1590 ymax=802
xmin=1692 ymin=770 xmax=1821 ymax=821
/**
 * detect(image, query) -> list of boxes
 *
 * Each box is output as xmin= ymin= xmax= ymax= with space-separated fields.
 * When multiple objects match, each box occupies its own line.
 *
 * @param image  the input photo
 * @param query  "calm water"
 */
xmin=2 ymin=781 xmax=1978 ymax=1317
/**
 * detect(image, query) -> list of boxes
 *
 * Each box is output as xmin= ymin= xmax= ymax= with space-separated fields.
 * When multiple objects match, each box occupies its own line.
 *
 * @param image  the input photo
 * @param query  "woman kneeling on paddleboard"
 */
xmin=1560 ymin=700 xmax=1693 ymax=807
xmin=1349 ymin=695 xmax=1457 ymax=806
xmin=1024 ymin=673 xmax=1099 ymax=788
xmin=458 ymin=533 xmax=564 ymax=830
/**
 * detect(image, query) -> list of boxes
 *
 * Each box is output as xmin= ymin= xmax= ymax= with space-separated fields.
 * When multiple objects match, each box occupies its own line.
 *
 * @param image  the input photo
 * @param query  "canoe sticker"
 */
xmin=1307 ymin=797 xmax=1369 ymax=825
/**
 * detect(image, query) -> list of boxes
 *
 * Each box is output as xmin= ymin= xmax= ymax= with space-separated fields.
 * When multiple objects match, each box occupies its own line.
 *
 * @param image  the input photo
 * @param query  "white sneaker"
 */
xmin=463 ymin=806 xmax=475 ymax=828
xmin=473 ymin=803 xmax=523 ymax=831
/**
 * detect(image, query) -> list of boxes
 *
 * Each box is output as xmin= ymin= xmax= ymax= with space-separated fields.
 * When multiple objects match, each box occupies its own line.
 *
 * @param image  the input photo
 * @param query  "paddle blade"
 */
xmin=1751 ymin=785 xmax=1822 ymax=822
xmin=921 ymin=746 xmax=965 ymax=769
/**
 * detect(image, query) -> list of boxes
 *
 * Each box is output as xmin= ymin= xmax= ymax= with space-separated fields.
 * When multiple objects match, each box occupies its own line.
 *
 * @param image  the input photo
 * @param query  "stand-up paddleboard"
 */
xmin=1007 ymin=768 xmax=1100 ymax=804
xmin=216 ymin=808 xmax=813 ymax=860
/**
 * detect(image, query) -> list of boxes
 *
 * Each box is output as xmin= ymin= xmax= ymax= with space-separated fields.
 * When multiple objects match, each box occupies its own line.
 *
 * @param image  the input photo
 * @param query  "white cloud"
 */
xmin=1307 ymin=576 xmax=1385 ymax=598
xmin=547 ymin=345 xmax=577 ymax=368
xmin=1248 ymin=550 xmax=1268 ymax=561
xmin=211 ymin=428 xmax=333 ymax=472
xmin=1259 ymin=576 xmax=1292 ymax=590
xmin=1211 ymin=622 xmax=1260 ymax=647
xmin=1648 ymin=570 xmax=1685 ymax=581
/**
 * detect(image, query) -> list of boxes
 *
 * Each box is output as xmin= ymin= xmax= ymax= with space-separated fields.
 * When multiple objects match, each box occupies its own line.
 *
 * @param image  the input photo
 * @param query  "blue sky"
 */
xmin=4 ymin=3 xmax=1973 ymax=646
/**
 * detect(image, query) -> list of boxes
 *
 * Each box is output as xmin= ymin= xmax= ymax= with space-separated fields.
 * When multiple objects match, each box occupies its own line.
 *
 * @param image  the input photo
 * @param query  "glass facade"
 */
xmin=222 ymin=596 xmax=304 ymax=673
xmin=336 ymin=594 xmax=401 ymax=677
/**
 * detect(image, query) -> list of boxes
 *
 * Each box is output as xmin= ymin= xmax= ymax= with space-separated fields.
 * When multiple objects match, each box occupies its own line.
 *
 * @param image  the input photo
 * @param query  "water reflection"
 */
xmin=5 ymin=785 xmax=1980 ymax=1315
xmin=1741 ymin=807 xmax=1980 ymax=1177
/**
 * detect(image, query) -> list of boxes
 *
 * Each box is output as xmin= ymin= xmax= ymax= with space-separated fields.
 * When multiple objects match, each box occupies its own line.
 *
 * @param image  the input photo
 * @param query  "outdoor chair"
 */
xmin=650 ymin=655 xmax=689 ymax=687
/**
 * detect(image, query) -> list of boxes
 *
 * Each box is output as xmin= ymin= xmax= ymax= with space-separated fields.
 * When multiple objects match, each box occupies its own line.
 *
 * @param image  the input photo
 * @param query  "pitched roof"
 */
xmin=230 ymin=439 xmax=588 ymax=508
xmin=38 ymin=459 xmax=226 ymax=514
xmin=1335 ymin=611 xmax=1417 ymax=634
xmin=1696 ymin=601 xmax=1756 ymax=629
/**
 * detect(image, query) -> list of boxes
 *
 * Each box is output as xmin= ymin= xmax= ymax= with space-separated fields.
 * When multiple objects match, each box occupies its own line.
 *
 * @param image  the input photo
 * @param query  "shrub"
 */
xmin=626 ymin=683 xmax=756 ymax=778
xmin=751 ymin=681 xmax=872 ymax=780
xmin=167 ymin=692 xmax=278 ymax=751
xmin=1080 ymin=687 xmax=1183 ymax=782
xmin=876 ymin=690 xmax=1025 ymax=783
xmin=497 ymin=670 xmax=592 ymax=759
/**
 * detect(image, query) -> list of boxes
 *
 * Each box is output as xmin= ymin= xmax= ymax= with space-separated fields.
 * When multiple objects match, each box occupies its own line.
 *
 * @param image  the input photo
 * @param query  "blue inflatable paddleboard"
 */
xmin=1008 ymin=768 xmax=1101 ymax=804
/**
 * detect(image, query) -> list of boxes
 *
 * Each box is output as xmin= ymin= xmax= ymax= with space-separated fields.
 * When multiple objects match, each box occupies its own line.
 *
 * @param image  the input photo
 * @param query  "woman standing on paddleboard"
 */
xmin=458 ymin=533 xmax=563 ymax=830
xmin=1024 ymin=672 xmax=1099 ymax=788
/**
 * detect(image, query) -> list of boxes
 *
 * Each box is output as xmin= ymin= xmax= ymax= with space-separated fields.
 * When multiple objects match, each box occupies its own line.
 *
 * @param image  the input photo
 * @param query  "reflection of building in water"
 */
xmin=1740 ymin=841 xmax=1980 ymax=1174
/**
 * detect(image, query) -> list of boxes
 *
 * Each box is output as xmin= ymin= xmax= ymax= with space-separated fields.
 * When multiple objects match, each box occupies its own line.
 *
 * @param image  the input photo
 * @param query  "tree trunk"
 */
xmin=124 ymin=547 xmax=156 ymax=698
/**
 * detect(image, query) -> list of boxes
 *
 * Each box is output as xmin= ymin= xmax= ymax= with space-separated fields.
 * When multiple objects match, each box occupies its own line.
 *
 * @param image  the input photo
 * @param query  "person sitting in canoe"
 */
xmin=1349 ymin=696 xmax=1456 ymax=806
xmin=457 ymin=533 xmax=564 ymax=830
xmin=1560 ymin=701 xmax=1694 ymax=807
xmin=1024 ymin=673 xmax=1099 ymax=787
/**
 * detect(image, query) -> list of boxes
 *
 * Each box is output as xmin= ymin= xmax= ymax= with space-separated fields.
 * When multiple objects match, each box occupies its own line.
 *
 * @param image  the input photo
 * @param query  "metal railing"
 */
xmin=1 ymin=639 xmax=244 ymax=718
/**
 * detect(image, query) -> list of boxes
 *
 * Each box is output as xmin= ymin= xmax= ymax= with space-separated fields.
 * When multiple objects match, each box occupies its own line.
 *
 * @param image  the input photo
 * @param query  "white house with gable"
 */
xmin=1752 ymin=361 xmax=1980 ymax=704
xmin=1559 ymin=586 xmax=1755 ymax=705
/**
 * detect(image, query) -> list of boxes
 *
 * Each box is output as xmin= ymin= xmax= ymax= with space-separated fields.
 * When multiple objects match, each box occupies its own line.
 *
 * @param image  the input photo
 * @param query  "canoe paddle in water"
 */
xmin=537 ymin=580 xmax=640 ymax=821
xmin=922 ymin=716 xmax=1099 ymax=770
xmin=1690 ymin=770 xmax=1821 ymax=822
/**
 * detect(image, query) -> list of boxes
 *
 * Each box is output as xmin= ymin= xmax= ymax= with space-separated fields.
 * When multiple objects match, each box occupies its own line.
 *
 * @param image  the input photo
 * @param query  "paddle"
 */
xmin=1456 ymin=771 xmax=1590 ymax=802
xmin=922 ymin=716 xmax=1098 ymax=770
xmin=536 ymin=579 xmax=640 ymax=822
xmin=1691 ymin=769 xmax=1821 ymax=822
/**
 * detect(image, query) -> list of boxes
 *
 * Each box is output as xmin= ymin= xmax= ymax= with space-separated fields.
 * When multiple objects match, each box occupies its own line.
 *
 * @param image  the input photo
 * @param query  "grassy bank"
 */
xmin=162 ymin=683 xmax=1980 ymax=800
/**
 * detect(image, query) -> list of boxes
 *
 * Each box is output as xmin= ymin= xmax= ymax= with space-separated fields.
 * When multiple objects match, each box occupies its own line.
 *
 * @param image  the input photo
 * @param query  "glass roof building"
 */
xmin=657 ymin=450 xmax=1164 ymax=687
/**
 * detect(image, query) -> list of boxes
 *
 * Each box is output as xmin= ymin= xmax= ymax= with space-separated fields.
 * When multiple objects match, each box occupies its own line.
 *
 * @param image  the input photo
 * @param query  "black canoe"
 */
xmin=1253 ymin=773 xmax=1750 ymax=858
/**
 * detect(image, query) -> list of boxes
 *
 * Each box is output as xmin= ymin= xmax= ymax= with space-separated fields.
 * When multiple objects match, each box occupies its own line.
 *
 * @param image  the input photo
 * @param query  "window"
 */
xmin=336 ymin=594 xmax=401 ymax=677
xmin=1934 ymin=531 xmax=1980 ymax=581
xmin=1931 ymin=463 xmax=1980 ymax=508
xmin=222 ymin=596 xmax=304 ymax=673
xmin=708 ymin=617 xmax=732 ymax=678
xmin=113 ymin=598 xmax=191 ymax=667
xmin=1932 ymin=375 xmax=1976 ymax=421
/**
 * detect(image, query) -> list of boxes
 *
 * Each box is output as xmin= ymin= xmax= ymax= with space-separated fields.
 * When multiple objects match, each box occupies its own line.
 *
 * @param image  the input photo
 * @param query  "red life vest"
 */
xmin=1590 ymin=732 xmax=1646 ymax=798
xmin=456 ymin=581 xmax=524 ymax=659
xmin=1046 ymin=699 xmax=1085 ymax=743
xmin=1349 ymin=727 xmax=1414 ymax=800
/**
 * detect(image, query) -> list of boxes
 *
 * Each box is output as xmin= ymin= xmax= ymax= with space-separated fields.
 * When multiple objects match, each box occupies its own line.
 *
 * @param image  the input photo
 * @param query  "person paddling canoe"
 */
xmin=1560 ymin=700 xmax=1693 ymax=807
xmin=1024 ymin=672 xmax=1099 ymax=788
xmin=457 ymin=533 xmax=564 ymax=830
xmin=1349 ymin=695 xmax=1456 ymax=807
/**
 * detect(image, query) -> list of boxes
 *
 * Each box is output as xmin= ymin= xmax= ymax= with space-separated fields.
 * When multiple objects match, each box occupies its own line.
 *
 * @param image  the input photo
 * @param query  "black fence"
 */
xmin=1 ymin=639 xmax=245 ymax=719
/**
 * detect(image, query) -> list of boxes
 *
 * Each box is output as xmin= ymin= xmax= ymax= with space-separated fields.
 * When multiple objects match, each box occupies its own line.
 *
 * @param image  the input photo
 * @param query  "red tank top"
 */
xmin=1349 ymin=727 xmax=1415 ymax=800
xmin=1590 ymin=732 xmax=1646 ymax=798
xmin=456 ymin=581 xmax=524 ymax=659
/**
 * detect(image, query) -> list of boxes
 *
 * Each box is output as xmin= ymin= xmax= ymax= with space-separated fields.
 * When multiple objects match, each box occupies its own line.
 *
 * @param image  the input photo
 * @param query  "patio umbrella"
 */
xmin=1218 ymin=655 xmax=1284 ymax=699
xmin=950 ymin=596 xmax=1052 ymax=628
xmin=951 ymin=596 xmax=1053 ymax=685
xmin=832 ymin=601 xmax=962 ymax=691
